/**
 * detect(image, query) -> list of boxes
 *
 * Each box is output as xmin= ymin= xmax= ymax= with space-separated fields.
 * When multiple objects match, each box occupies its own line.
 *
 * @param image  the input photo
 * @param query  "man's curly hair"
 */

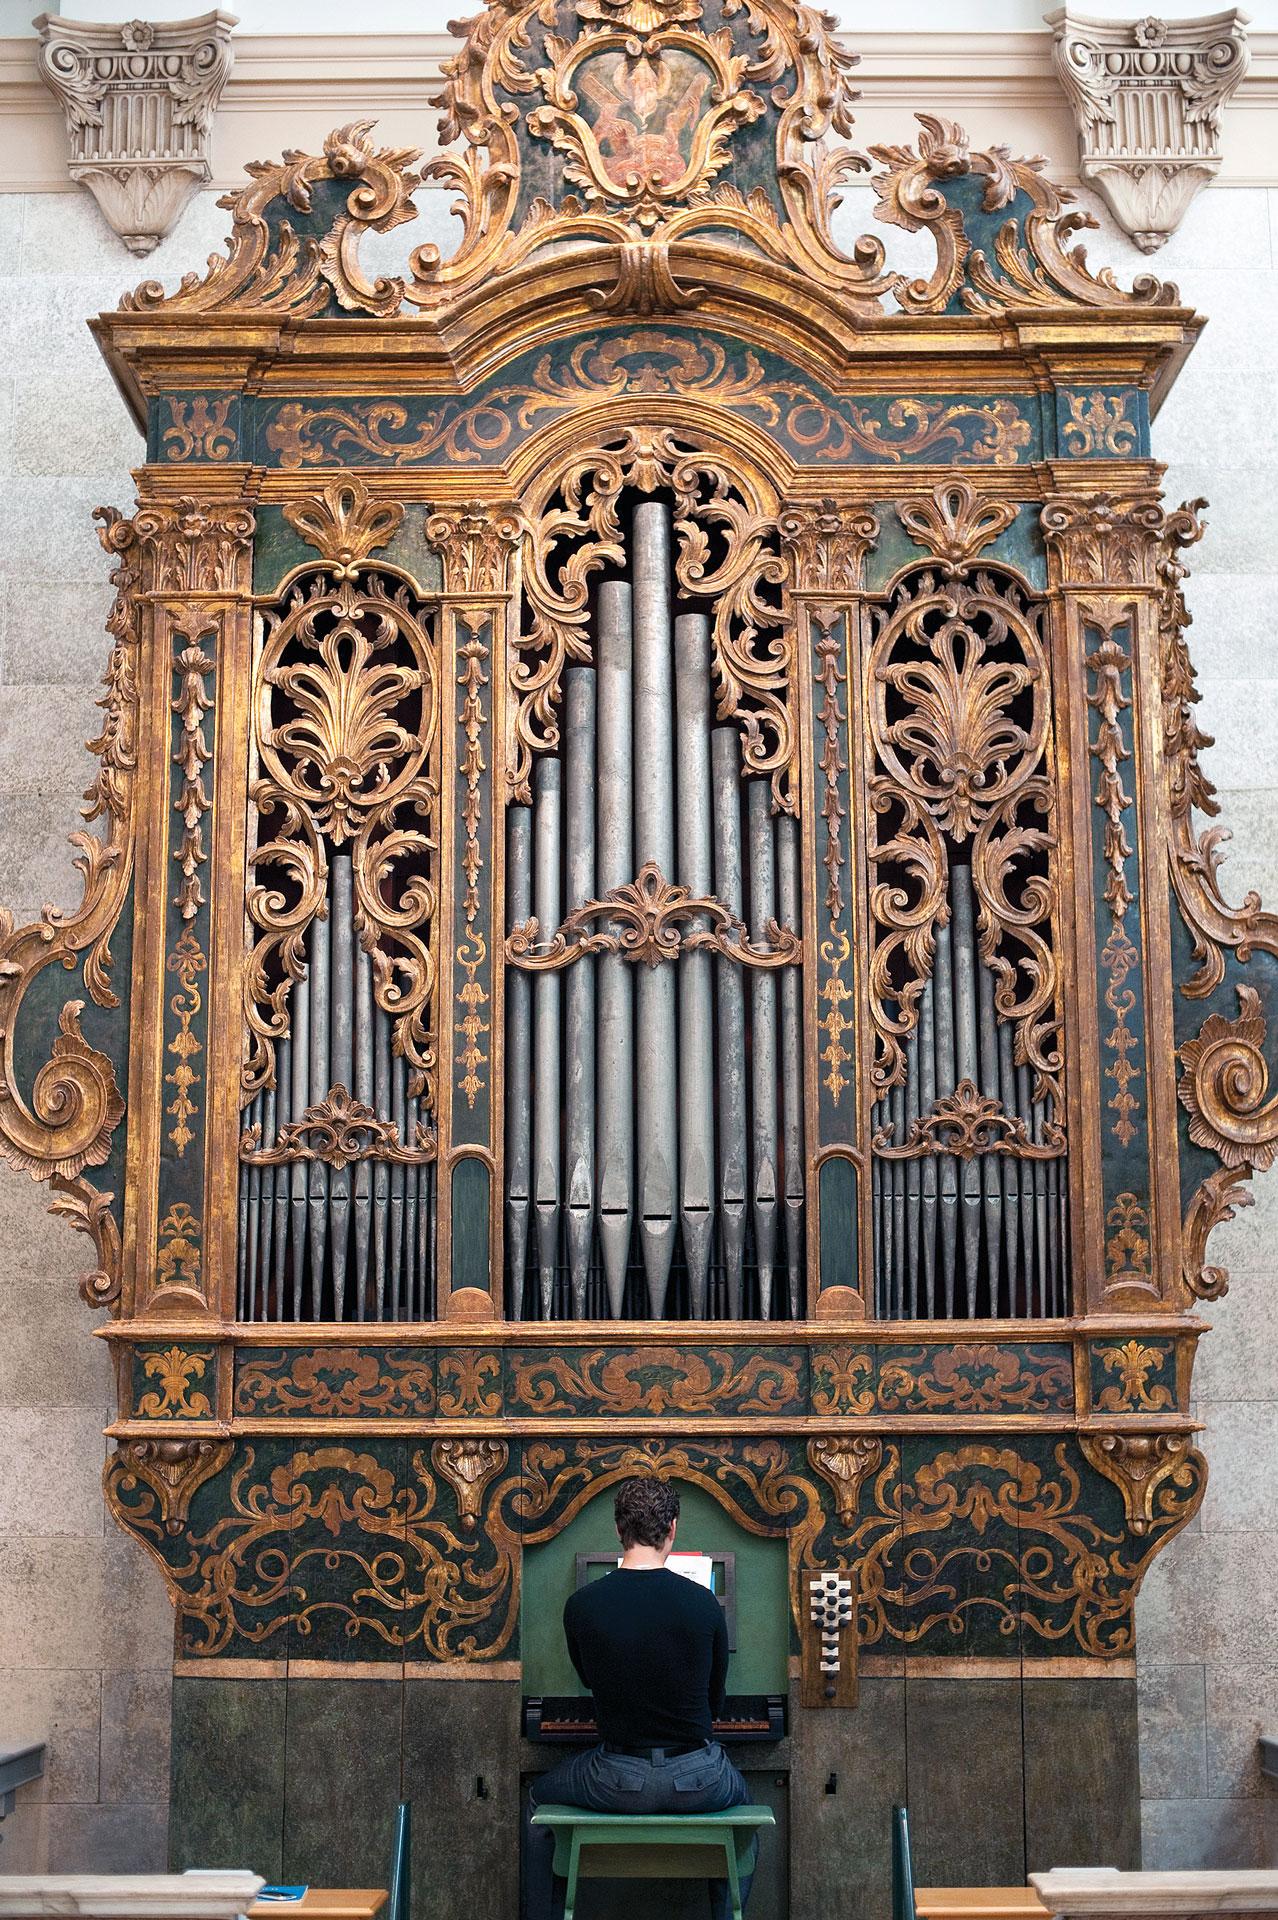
xmin=614 ymin=1476 xmax=680 ymax=1549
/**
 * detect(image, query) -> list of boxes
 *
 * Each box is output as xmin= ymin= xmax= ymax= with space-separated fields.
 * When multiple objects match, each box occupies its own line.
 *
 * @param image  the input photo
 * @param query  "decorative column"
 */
xmin=780 ymin=500 xmax=878 ymax=1318
xmin=1046 ymin=7 xmax=1249 ymax=252
xmin=1042 ymin=492 xmax=1182 ymax=1312
xmin=427 ymin=502 xmax=522 ymax=1322
xmin=35 ymin=10 xmax=237 ymax=255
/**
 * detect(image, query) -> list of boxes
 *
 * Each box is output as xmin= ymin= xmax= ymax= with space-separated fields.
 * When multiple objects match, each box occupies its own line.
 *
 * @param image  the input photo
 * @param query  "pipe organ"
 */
xmin=3 ymin=0 xmax=1277 ymax=1908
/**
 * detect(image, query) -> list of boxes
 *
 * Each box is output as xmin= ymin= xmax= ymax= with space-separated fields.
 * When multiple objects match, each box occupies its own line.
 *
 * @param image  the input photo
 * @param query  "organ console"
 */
xmin=523 ymin=1696 xmax=789 ymax=1746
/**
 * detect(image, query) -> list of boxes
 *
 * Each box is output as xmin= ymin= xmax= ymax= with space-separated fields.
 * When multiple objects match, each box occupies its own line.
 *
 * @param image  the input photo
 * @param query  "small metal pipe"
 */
xmin=290 ymin=968 xmax=310 ymax=1321
xmin=404 ymin=1091 xmax=419 ymax=1320
xmin=675 ymin=613 xmax=716 ymax=1320
xmin=891 ymin=1082 xmax=906 ymax=1318
xmin=416 ymin=1161 xmax=431 ymax=1322
xmin=978 ymin=948 xmax=1003 ymax=1316
xmin=748 ymin=780 xmax=779 ymax=1319
xmin=533 ymin=754 xmax=563 ymax=1319
xmin=634 ymin=503 xmax=677 ymax=1317
xmin=353 ymin=937 xmax=373 ymax=1322
xmin=505 ymin=805 xmax=533 ymax=1319
xmin=374 ymin=1004 xmax=392 ymax=1320
xmin=1047 ymin=1146 xmax=1061 ymax=1317
xmin=1032 ymin=1093 xmax=1049 ymax=1318
xmin=998 ymin=1018 xmax=1021 ymax=1312
xmin=389 ymin=1050 xmax=406 ymax=1320
xmin=951 ymin=863 xmax=982 ymax=1316
xmin=330 ymin=853 xmax=354 ymax=1095
xmin=259 ymin=1081 xmax=276 ymax=1319
xmin=711 ymin=727 xmax=747 ymax=1319
xmin=307 ymin=902 xmax=331 ymax=1318
xmin=776 ymin=811 xmax=804 ymax=1321
xmin=596 ymin=581 xmax=635 ymax=1320
xmin=564 ymin=666 xmax=597 ymax=1319
xmin=904 ymin=1027 xmax=921 ymax=1320
xmin=872 ymin=1143 xmax=884 ymax=1321
xmin=272 ymin=1033 xmax=291 ymax=1322
xmin=237 ymin=1120 xmax=250 ymax=1321
xmin=1017 ymin=1063 xmax=1035 ymax=1305
xmin=919 ymin=977 xmax=937 ymax=1318
xmin=246 ymin=1093 xmax=263 ymax=1322
xmin=933 ymin=917 xmax=958 ymax=1317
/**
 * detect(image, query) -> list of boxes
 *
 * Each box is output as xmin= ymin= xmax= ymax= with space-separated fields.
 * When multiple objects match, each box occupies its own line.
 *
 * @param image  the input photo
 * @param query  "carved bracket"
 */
xmin=36 ymin=10 xmax=237 ymax=256
xmin=1048 ymin=8 xmax=1249 ymax=252
xmin=1079 ymin=1430 xmax=1204 ymax=1535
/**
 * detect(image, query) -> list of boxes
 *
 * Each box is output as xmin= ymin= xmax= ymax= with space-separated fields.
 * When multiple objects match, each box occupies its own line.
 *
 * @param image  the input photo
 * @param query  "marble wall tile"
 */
xmin=0 ymin=1279 xmax=115 ymax=1407
xmin=0 ymin=684 xmax=101 ymax=794
xmin=0 ymin=477 xmax=136 ymax=581
xmin=1197 ymin=1156 xmax=1278 ymax=1284
xmin=1193 ymin=1288 xmax=1278 ymax=1405
xmin=0 ymin=1667 xmax=101 ymax=1801
xmin=1182 ymin=576 xmax=1278 ymax=682
xmin=19 ymin=186 xmax=230 ymax=282
xmin=0 ymin=1537 xmax=111 ymax=1668
xmin=0 ymin=1797 xmax=50 ymax=1873
xmin=0 ymin=1154 xmax=99 ymax=1290
xmin=97 ymin=1526 xmax=176 ymax=1673
xmin=1154 ymin=373 xmax=1278 ymax=469
xmin=0 ymin=280 xmax=145 ymax=379
xmin=1072 ymin=186 xmax=1274 ymax=280
xmin=0 ymin=789 xmax=105 ymax=927
xmin=1134 ymin=1530 xmax=1209 ymax=1666
xmin=1205 ymin=1664 xmax=1278 ymax=1799
xmin=0 ymin=195 xmax=25 ymax=273
xmin=1141 ymin=1795 xmax=1267 ymax=1871
xmin=100 ymin=1669 xmax=173 ymax=1805
xmin=44 ymin=1801 xmax=168 ymax=1874
xmin=1195 ymin=1402 xmax=1278 ymax=1535
xmin=0 ymin=1409 xmax=109 ymax=1540
xmin=0 ymin=578 xmax=117 ymax=685
xmin=14 ymin=373 xmax=142 ymax=478
xmin=1194 ymin=685 xmax=1278 ymax=794
xmin=1137 ymin=1666 xmax=1208 ymax=1799
xmin=1155 ymin=467 xmax=1278 ymax=574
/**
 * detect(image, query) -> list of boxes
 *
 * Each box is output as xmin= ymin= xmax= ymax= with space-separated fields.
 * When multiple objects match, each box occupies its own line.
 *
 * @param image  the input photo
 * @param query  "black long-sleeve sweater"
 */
xmin=563 ymin=1567 xmax=729 ymax=1749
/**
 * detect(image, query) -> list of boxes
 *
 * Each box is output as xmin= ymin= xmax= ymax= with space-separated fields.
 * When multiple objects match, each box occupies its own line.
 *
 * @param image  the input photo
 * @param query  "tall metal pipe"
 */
xmin=307 ymin=902 xmax=331 ymax=1317
xmin=891 ymin=1081 xmax=906 ymax=1317
xmin=290 ymin=968 xmax=310 ymax=1320
xmin=748 ymin=779 xmax=778 ymax=1319
xmin=633 ymin=502 xmax=677 ymax=1317
xmin=1017 ymin=1062 xmax=1035 ymax=1303
xmin=919 ymin=977 xmax=937 ymax=1318
xmin=237 ymin=1116 xmax=250 ymax=1321
xmin=505 ymin=806 xmax=533 ymax=1318
xmin=329 ymin=853 xmax=354 ymax=1320
xmin=246 ymin=1091 xmax=262 ymax=1322
xmin=533 ymin=754 xmax=563 ymax=1319
xmin=951 ymin=863 xmax=981 ymax=1315
xmin=1032 ymin=1092 xmax=1049 ymax=1318
xmin=675 ymin=613 xmax=715 ymax=1319
xmin=353 ymin=937 xmax=373 ymax=1321
xmin=564 ymin=666 xmax=597 ymax=1319
xmin=259 ymin=1081 xmax=276 ymax=1318
xmin=933 ymin=916 xmax=958 ymax=1316
xmin=998 ymin=1018 xmax=1020 ymax=1312
xmin=272 ymin=1033 xmax=291 ymax=1318
xmin=404 ymin=1091 xmax=419 ymax=1320
xmin=389 ymin=1050 xmax=406 ymax=1319
xmin=977 ymin=945 xmax=1002 ymax=1316
xmin=904 ymin=1027 xmax=920 ymax=1318
xmin=776 ymin=812 xmax=804 ymax=1320
xmin=596 ymin=581 xmax=635 ymax=1320
xmin=374 ymin=1003 xmax=392 ymax=1319
xmin=711 ymin=727 xmax=748 ymax=1319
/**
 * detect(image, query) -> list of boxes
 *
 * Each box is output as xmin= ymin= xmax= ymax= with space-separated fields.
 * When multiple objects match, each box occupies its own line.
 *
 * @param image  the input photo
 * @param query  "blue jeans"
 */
xmin=524 ymin=1741 xmax=756 ymax=1920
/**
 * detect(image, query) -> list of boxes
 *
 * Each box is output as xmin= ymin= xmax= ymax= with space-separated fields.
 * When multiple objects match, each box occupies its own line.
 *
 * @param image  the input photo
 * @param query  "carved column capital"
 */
xmin=1040 ymin=491 xmax=1174 ymax=588
xmin=1047 ymin=8 xmax=1249 ymax=252
xmin=778 ymin=501 xmax=879 ymax=594
xmin=35 ymin=10 xmax=238 ymax=256
xmin=427 ymin=501 xmax=523 ymax=595
xmin=133 ymin=498 xmax=255 ymax=595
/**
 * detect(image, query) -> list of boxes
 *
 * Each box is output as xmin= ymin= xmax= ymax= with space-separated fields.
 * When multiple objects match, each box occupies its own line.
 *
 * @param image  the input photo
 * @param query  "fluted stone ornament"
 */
xmin=34 ymin=10 xmax=237 ymax=255
xmin=1046 ymin=7 xmax=1249 ymax=251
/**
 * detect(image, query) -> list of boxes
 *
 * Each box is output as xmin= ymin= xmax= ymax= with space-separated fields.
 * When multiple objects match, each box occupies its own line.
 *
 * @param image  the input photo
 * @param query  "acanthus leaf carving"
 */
xmin=284 ymin=480 xmax=404 ymax=581
xmin=807 ymin=1435 xmax=884 ymax=1527
xmin=240 ymin=1084 xmax=437 ymax=1169
xmin=1178 ymin=985 xmax=1278 ymax=1173
xmin=506 ymin=860 xmax=801 ymax=971
xmin=107 ymin=1437 xmax=233 ymax=1536
xmin=1078 ymin=1430 xmax=1204 ymax=1536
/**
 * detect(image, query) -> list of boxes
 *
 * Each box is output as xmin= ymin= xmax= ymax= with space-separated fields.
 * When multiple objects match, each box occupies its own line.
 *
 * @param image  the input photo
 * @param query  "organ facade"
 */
xmin=1 ymin=0 xmax=1274 ymax=1906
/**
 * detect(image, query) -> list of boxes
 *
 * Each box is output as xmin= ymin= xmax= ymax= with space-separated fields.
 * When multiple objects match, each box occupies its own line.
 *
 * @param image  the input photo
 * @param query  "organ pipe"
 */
xmin=747 ymin=779 xmax=779 ymax=1321
xmin=711 ymin=727 xmax=748 ymax=1321
xmin=532 ymin=755 xmax=562 ymax=1318
xmin=674 ymin=613 xmax=715 ymax=1320
xmin=596 ymin=580 xmax=636 ymax=1319
xmin=564 ymin=666 xmax=597 ymax=1319
xmin=505 ymin=806 xmax=532 ymax=1316
xmin=777 ymin=814 xmax=804 ymax=1321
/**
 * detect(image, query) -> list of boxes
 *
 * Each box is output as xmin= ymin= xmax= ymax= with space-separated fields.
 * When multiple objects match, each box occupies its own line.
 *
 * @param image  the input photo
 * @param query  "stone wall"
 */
xmin=0 ymin=162 xmax=1276 ymax=1873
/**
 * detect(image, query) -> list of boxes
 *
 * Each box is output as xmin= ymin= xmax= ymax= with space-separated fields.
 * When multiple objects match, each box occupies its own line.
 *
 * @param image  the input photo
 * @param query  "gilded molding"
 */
xmin=1048 ymin=8 xmax=1249 ymax=253
xmin=284 ymin=480 xmax=404 ymax=580
xmin=35 ymin=10 xmax=236 ymax=256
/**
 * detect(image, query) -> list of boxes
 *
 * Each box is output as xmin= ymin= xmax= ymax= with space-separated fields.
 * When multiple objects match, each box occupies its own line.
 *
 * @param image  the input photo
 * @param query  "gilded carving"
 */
xmin=1178 ymin=985 xmax=1278 ymax=1172
xmin=49 ymin=1171 xmax=123 ymax=1310
xmin=507 ymin=1346 xmax=805 ymax=1416
xmin=507 ymin=860 xmax=801 ymax=972
xmin=1040 ymin=493 xmax=1169 ymax=590
xmin=0 ymin=1002 xmax=125 ymax=1182
xmin=165 ymin=926 xmax=206 ymax=1156
xmin=244 ymin=566 xmax=439 ymax=1103
xmin=156 ymin=1202 xmax=202 ymax=1288
xmin=810 ymin=1348 xmax=876 ymax=1418
xmin=780 ymin=502 xmax=877 ymax=598
xmin=873 ymin=1081 xmax=1064 ymax=1162
xmin=437 ymin=1350 xmax=503 ymax=1418
xmin=1086 ymin=628 xmax=1142 ymax=1148
xmin=284 ymin=479 xmax=404 ymax=580
xmin=1104 ymin=1192 xmax=1151 ymax=1291
xmin=808 ymin=1437 xmax=883 ymax=1526
xmin=135 ymin=499 xmax=254 ymax=595
xmin=455 ymin=619 xmax=492 ymax=1111
xmin=240 ymin=1085 xmax=436 ymax=1168
xmin=1078 ymin=1431 xmax=1203 ymax=1536
xmin=137 ymin=1346 xmax=214 ymax=1419
xmin=896 ymin=479 xmax=1017 ymax=578
xmin=426 ymin=502 xmax=522 ymax=595
xmin=171 ymin=622 xmax=215 ymax=920
xmin=431 ymin=1437 xmax=508 ymax=1530
xmin=805 ymin=606 xmax=856 ymax=1108
xmin=107 ymin=1437 xmax=233 ymax=1535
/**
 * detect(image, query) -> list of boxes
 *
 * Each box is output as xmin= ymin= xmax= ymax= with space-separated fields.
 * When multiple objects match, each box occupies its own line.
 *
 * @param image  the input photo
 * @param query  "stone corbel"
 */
xmin=35 ymin=10 xmax=237 ymax=256
xmin=1046 ymin=8 xmax=1249 ymax=252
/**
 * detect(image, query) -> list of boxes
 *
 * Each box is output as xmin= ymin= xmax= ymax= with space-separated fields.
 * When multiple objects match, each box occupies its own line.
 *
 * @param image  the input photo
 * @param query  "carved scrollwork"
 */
xmin=1179 ymin=986 xmax=1278 ymax=1173
xmin=506 ymin=860 xmax=801 ymax=971
xmin=240 ymin=1084 xmax=436 ymax=1168
xmin=779 ymin=501 xmax=879 ymax=596
xmin=243 ymin=563 xmax=439 ymax=1102
xmin=807 ymin=1436 xmax=883 ymax=1527
xmin=107 ymin=1437 xmax=234 ymax=1536
xmin=284 ymin=480 xmax=404 ymax=581
xmin=513 ymin=427 xmax=792 ymax=809
xmin=865 ymin=515 xmax=1062 ymax=1108
xmin=873 ymin=1079 xmax=1065 ymax=1161
xmin=1078 ymin=1431 xmax=1204 ymax=1537
xmin=431 ymin=1437 xmax=509 ymax=1531
xmin=426 ymin=501 xmax=523 ymax=594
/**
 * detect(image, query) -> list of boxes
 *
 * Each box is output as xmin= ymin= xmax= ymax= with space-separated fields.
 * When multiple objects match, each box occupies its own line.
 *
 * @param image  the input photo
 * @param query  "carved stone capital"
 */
xmin=35 ymin=11 xmax=238 ymax=255
xmin=1047 ymin=8 xmax=1249 ymax=252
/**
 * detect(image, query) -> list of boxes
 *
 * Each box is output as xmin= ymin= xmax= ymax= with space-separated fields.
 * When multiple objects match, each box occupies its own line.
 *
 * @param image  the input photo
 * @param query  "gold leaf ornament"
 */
xmin=284 ymin=481 xmax=404 ymax=581
xmin=1178 ymin=984 xmax=1278 ymax=1172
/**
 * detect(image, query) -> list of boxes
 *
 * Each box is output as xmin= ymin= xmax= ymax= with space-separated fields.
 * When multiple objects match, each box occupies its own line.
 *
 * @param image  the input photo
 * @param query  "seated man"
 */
xmin=524 ymin=1475 xmax=756 ymax=1920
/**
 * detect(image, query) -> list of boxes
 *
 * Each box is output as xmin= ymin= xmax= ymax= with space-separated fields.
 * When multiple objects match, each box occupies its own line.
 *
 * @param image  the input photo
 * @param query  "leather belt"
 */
xmin=602 ymin=1740 xmax=710 ymax=1761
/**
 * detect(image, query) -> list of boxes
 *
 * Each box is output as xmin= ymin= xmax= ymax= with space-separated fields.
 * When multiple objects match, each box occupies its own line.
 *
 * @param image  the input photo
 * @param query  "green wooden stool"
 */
xmin=531 ymin=1803 xmax=774 ymax=1920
